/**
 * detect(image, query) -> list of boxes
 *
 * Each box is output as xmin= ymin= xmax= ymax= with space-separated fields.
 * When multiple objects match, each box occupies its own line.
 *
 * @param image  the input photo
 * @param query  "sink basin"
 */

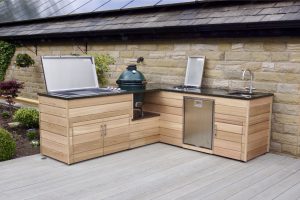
xmin=228 ymin=91 xmax=256 ymax=98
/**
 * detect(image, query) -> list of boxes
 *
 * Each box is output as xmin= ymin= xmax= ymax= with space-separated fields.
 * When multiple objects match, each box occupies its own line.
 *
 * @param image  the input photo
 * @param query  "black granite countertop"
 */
xmin=38 ymin=83 xmax=273 ymax=100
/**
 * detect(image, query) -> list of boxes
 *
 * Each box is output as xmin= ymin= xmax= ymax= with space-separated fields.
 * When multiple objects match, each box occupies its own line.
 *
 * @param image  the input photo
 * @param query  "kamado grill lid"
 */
xmin=116 ymin=64 xmax=147 ymax=85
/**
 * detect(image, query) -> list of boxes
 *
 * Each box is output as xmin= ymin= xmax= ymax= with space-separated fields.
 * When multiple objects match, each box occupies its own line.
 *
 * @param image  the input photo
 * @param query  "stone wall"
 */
xmin=5 ymin=37 xmax=300 ymax=156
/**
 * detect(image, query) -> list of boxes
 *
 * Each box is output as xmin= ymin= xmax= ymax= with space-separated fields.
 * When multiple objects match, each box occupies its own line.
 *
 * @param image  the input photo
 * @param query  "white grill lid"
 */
xmin=41 ymin=56 xmax=99 ymax=92
xmin=184 ymin=56 xmax=205 ymax=88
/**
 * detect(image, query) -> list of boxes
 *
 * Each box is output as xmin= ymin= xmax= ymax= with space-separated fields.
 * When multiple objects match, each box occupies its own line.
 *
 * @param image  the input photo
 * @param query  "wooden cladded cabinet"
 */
xmin=39 ymin=90 xmax=272 ymax=164
xmin=144 ymin=91 xmax=272 ymax=162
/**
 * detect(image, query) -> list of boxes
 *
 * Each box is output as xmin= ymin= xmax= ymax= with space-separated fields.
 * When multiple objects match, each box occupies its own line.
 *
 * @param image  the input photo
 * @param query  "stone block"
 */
xmin=275 ymin=62 xmax=300 ymax=73
xmin=271 ymin=52 xmax=289 ymax=61
xmin=146 ymin=51 xmax=164 ymax=59
xmin=244 ymin=42 xmax=264 ymax=51
xmin=191 ymin=44 xmax=219 ymax=51
xmin=275 ymin=96 xmax=297 ymax=109
xmin=251 ymin=52 xmax=271 ymax=62
xmin=254 ymin=72 xmax=282 ymax=82
xmin=157 ymin=44 xmax=174 ymax=50
xmin=231 ymin=43 xmax=244 ymax=51
xmin=114 ymin=45 xmax=126 ymax=51
xmin=277 ymin=83 xmax=299 ymax=94
xmin=274 ymin=114 xmax=300 ymax=125
xmin=166 ymin=51 xmax=186 ymax=59
xmin=253 ymin=82 xmax=277 ymax=92
xmin=120 ymin=51 xmax=134 ymax=58
xmin=261 ymin=62 xmax=275 ymax=71
xmin=281 ymin=144 xmax=297 ymax=155
xmin=204 ymin=70 xmax=223 ymax=79
xmin=263 ymin=42 xmax=286 ymax=51
xmin=126 ymin=45 xmax=139 ymax=50
xmin=287 ymin=43 xmax=300 ymax=51
xmin=174 ymin=44 xmax=190 ymax=51
xmin=273 ymin=103 xmax=300 ymax=115
xmin=272 ymin=132 xmax=297 ymax=145
xmin=289 ymin=53 xmax=300 ymax=62
xmin=225 ymin=52 xmax=251 ymax=61
xmin=270 ymin=141 xmax=282 ymax=152
xmin=139 ymin=44 xmax=157 ymax=51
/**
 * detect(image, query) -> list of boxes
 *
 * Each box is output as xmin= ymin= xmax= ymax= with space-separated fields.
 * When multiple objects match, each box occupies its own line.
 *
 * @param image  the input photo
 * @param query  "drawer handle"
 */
xmin=214 ymin=124 xmax=217 ymax=137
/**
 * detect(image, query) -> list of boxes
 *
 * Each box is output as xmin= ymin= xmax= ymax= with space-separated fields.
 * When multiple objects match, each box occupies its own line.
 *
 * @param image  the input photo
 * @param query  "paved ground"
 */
xmin=1 ymin=143 xmax=300 ymax=200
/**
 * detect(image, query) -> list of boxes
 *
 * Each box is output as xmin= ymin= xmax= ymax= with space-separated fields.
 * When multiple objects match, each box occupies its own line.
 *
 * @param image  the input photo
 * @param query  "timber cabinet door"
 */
xmin=102 ymin=115 xmax=131 ymax=155
xmin=71 ymin=122 xmax=104 ymax=163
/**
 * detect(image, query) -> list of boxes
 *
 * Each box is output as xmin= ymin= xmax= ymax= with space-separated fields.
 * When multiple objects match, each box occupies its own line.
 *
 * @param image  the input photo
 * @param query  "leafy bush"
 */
xmin=89 ymin=54 xmax=115 ymax=86
xmin=16 ymin=53 xmax=35 ymax=67
xmin=0 ymin=128 xmax=16 ymax=161
xmin=1 ymin=111 xmax=10 ymax=119
xmin=0 ymin=80 xmax=24 ymax=112
xmin=13 ymin=108 xmax=39 ymax=128
xmin=26 ymin=129 xmax=38 ymax=140
xmin=0 ymin=41 xmax=16 ymax=81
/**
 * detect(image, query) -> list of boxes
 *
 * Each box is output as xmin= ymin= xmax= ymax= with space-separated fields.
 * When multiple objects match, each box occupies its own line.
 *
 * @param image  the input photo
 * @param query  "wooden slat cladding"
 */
xmin=73 ymin=123 xmax=101 ymax=136
xmin=215 ymin=122 xmax=243 ymax=134
xmin=143 ymin=104 xmax=183 ymax=116
xmin=40 ymin=113 xmax=68 ymax=127
xmin=40 ymin=130 xmax=68 ymax=145
xmin=73 ymin=148 xmax=103 ymax=163
xmin=74 ymin=140 xmax=103 ymax=154
xmin=39 ymin=96 xmax=67 ymax=108
xmin=39 ymin=104 xmax=67 ymax=118
xmin=69 ymin=101 xmax=132 ymax=117
xmin=130 ymin=128 xmax=159 ymax=140
xmin=215 ymin=130 xmax=242 ymax=143
xmin=130 ymin=135 xmax=160 ymax=149
xmin=160 ymin=135 xmax=183 ymax=147
xmin=214 ymin=146 xmax=241 ymax=160
xmin=70 ymin=110 xmax=130 ymax=125
xmin=215 ymin=105 xmax=247 ymax=117
xmin=68 ymin=94 xmax=132 ymax=108
xmin=41 ymin=146 xmax=69 ymax=163
xmin=160 ymin=128 xmax=182 ymax=139
xmin=104 ymin=133 xmax=129 ymax=147
xmin=249 ymin=104 xmax=271 ymax=116
xmin=246 ymin=98 xmax=272 ymax=161
xmin=40 ymin=121 xmax=68 ymax=136
xmin=104 ymin=142 xmax=129 ymax=155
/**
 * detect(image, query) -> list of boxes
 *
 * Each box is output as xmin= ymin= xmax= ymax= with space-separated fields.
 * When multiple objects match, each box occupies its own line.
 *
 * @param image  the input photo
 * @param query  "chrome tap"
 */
xmin=242 ymin=69 xmax=255 ymax=94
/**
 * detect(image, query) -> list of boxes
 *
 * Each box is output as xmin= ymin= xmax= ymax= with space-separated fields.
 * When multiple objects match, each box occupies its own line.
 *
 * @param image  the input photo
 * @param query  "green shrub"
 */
xmin=13 ymin=108 xmax=39 ymax=128
xmin=26 ymin=129 xmax=38 ymax=140
xmin=0 ymin=128 xmax=16 ymax=161
xmin=0 ymin=41 xmax=16 ymax=81
xmin=1 ymin=111 xmax=10 ymax=119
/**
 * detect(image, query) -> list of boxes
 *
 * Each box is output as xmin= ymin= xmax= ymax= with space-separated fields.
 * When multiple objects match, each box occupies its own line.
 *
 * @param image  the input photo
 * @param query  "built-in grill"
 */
xmin=116 ymin=64 xmax=147 ymax=118
xmin=41 ymin=56 xmax=123 ymax=98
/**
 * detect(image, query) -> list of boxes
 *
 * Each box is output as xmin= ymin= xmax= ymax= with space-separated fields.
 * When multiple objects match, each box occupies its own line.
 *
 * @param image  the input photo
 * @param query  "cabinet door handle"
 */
xmin=100 ymin=125 xmax=104 ymax=136
xmin=214 ymin=124 xmax=217 ymax=137
xmin=104 ymin=124 xmax=107 ymax=136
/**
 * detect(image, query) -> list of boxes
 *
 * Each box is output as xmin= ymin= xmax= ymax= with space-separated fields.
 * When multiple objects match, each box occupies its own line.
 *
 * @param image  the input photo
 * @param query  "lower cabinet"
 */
xmin=39 ymin=92 xmax=272 ymax=164
xmin=144 ymin=91 xmax=273 ymax=162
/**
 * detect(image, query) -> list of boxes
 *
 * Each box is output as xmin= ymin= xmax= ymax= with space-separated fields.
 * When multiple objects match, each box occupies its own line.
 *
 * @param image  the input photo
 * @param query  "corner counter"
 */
xmin=38 ymin=85 xmax=273 ymax=164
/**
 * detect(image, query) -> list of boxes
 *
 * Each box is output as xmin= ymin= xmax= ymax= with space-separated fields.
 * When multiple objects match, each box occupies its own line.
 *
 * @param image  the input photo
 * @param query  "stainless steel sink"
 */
xmin=228 ymin=91 xmax=256 ymax=98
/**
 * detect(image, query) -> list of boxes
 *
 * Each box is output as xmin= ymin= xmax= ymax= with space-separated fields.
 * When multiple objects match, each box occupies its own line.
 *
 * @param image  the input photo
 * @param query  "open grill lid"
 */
xmin=116 ymin=64 xmax=147 ymax=85
xmin=41 ymin=56 xmax=99 ymax=92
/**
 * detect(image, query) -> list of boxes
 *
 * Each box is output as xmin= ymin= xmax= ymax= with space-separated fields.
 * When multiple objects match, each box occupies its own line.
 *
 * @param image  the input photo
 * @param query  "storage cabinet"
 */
xmin=39 ymin=94 xmax=133 ymax=164
xmin=39 ymin=90 xmax=272 ymax=164
xmin=144 ymin=91 xmax=272 ymax=162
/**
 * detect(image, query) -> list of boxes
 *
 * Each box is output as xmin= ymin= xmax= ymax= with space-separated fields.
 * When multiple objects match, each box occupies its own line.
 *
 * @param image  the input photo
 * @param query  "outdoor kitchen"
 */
xmin=38 ymin=55 xmax=273 ymax=164
xmin=1 ymin=1 xmax=300 ymax=199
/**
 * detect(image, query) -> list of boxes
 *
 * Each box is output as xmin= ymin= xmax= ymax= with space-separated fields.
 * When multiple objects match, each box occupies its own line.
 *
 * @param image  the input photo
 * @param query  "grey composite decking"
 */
xmin=1 ymin=143 xmax=300 ymax=200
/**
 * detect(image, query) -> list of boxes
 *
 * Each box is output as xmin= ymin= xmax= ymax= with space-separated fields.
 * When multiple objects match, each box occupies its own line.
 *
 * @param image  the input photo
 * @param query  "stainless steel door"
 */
xmin=183 ymin=97 xmax=214 ymax=149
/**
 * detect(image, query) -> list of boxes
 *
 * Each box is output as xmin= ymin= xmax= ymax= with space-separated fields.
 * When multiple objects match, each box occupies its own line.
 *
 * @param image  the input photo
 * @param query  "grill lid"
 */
xmin=116 ymin=64 xmax=147 ymax=85
xmin=42 ymin=56 xmax=98 ymax=92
